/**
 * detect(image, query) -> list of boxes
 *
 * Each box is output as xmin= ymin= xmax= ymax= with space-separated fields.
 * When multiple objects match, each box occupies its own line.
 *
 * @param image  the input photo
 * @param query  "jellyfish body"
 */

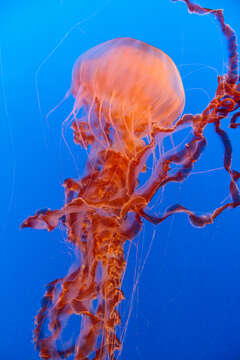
xmin=21 ymin=1 xmax=240 ymax=359
xmin=72 ymin=38 xmax=185 ymax=130
xmin=71 ymin=38 xmax=185 ymax=155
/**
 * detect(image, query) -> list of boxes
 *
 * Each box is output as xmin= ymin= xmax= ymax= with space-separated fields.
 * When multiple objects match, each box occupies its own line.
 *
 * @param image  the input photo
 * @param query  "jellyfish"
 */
xmin=21 ymin=0 xmax=240 ymax=359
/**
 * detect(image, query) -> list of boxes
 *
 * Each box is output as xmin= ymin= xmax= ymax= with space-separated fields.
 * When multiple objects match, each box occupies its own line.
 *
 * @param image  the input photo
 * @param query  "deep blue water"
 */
xmin=1 ymin=0 xmax=240 ymax=359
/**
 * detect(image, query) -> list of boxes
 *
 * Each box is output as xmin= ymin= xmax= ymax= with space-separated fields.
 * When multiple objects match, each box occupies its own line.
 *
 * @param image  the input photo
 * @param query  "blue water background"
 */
xmin=1 ymin=0 xmax=240 ymax=359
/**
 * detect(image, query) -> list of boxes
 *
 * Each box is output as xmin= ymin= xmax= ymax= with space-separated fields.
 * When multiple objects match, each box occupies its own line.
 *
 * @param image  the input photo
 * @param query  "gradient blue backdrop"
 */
xmin=1 ymin=0 xmax=240 ymax=359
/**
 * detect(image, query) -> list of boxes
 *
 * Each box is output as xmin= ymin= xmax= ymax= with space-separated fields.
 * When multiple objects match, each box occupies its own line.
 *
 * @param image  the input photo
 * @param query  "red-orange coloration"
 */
xmin=21 ymin=1 xmax=240 ymax=359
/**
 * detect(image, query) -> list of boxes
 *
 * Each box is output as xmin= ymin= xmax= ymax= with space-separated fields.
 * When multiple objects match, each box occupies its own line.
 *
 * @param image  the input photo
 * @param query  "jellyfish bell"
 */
xmin=70 ymin=37 xmax=185 ymax=153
